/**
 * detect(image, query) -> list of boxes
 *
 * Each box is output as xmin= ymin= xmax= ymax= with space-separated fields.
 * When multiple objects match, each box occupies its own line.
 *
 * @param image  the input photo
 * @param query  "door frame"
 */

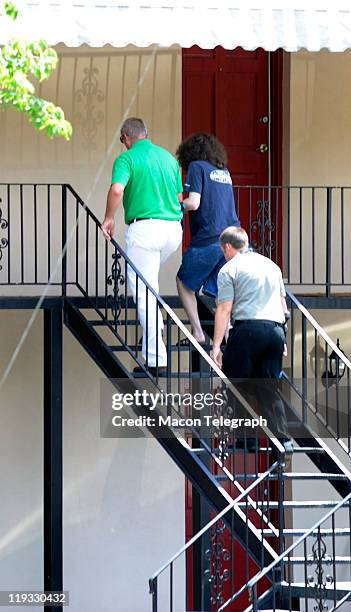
xmin=181 ymin=46 xmax=284 ymax=610
xmin=182 ymin=47 xmax=283 ymax=187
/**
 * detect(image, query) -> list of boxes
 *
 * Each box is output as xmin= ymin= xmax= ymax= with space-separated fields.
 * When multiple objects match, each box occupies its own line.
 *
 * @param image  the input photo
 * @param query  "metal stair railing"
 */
xmin=0 ymin=182 xmax=289 ymax=559
xmin=233 ymin=184 xmax=351 ymax=297
xmin=149 ymin=462 xmax=283 ymax=612
xmin=61 ymin=185 xmax=300 ymax=596
xmin=63 ymin=185 xmax=290 ymax=512
xmin=0 ymin=181 xmax=295 ymax=609
xmin=150 ymin=436 xmax=351 ymax=612
xmin=60 ymin=186 xmax=351 ymax=612
xmin=2 ymin=183 xmax=351 ymax=298
xmin=218 ymin=492 xmax=351 ymax=612
xmin=3 ymin=183 xmax=351 ymax=610
xmin=285 ymin=289 xmax=351 ymax=456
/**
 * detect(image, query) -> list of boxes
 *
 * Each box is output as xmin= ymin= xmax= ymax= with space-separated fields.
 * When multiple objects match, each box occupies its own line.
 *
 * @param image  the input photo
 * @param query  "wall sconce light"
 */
xmin=321 ymin=339 xmax=346 ymax=387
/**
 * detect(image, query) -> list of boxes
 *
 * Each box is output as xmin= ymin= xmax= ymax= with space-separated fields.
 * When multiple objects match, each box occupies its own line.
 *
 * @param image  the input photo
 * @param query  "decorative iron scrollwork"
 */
xmin=0 ymin=201 xmax=9 ymax=272
xmin=250 ymin=199 xmax=275 ymax=257
xmin=307 ymin=530 xmax=333 ymax=612
xmin=212 ymin=384 xmax=235 ymax=464
xmin=75 ymin=66 xmax=104 ymax=149
xmin=107 ymin=253 xmax=125 ymax=323
xmin=204 ymin=520 xmax=231 ymax=607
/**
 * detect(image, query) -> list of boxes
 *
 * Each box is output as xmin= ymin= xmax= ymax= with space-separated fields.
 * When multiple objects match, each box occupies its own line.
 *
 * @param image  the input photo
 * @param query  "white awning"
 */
xmin=1 ymin=1 xmax=351 ymax=52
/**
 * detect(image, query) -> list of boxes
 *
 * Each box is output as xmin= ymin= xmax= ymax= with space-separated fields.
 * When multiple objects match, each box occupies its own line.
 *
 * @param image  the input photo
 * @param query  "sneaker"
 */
xmin=282 ymin=438 xmax=294 ymax=454
xmin=277 ymin=437 xmax=294 ymax=454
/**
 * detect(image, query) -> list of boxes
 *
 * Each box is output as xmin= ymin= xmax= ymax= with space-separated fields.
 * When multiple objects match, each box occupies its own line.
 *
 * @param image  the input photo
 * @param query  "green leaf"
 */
xmin=0 ymin=7 xmax=72 ymax=140
xmin=4 ymin=1 xmax=18 ymax=20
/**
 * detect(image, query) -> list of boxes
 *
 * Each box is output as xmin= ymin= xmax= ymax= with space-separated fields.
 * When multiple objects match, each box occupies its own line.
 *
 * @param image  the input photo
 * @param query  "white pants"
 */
xmin=125 ymin=219 xmax=183 ymax=367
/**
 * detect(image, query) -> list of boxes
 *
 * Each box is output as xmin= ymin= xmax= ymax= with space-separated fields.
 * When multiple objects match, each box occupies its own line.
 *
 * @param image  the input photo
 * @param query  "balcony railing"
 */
xmin=234 ymin=185 xmax=351 ymax=296
xmin=0 ymin=183 xmax=351 ymax=297
xmin=285 ymin=289 xmax=351 ymax=456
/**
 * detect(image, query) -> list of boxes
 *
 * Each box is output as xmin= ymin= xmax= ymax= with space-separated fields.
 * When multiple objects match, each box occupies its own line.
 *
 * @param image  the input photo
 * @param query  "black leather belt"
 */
xmin=127 ymin=217 xmax=181 ymax=225
xmin=234 ymin=319 xmax=283 ymax=326
xmin=127 ymin=217 xmax=151 ymax=225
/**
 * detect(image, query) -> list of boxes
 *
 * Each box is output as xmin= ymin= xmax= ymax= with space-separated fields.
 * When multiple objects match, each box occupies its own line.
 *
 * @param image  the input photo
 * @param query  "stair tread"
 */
xmin=192 ymin=446 xmax=325 ymax=455
xmin=216 ymin=472 xmax=349 ymax=481
xmin=109 ymin=344 xmax=211 ymax=352
xmin=282 ymin=580 xmax=351 ymax=589
xmin=262 ymin=528 xmax=351 ymax=535
xmin=86 ymin=316 xmax=215 ymax=327
xmin=191 ymin=447 xmax=271 ymax=454
xmin=285 ymin=556 xmax=351 ymax=563
xmin=237 ymin=501 xmax=343 ymax=508
xmin=277 ymin=472 xmax=349 ymax=480
xmin=293 ymin=447 xmax=325 ymax=453
xmin=87 ymin=318 xmax=191 ymax=326
xmin=132 ymin=371 xmax=213 ymax=378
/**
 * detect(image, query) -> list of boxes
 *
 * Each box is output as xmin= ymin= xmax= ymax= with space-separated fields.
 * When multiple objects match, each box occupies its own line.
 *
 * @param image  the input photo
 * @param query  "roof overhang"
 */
xmin=1 ymin=1 xmax=351 ymax=52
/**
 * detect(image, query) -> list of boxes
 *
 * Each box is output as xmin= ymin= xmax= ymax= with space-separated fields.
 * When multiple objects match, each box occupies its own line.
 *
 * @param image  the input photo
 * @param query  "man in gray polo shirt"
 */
xmin=212 ymin=226 xmax=291 ymax=445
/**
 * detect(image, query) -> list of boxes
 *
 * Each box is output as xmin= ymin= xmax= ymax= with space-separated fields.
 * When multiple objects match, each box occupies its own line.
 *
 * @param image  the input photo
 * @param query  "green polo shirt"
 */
xmin=111 ymin=139 xmax=183 ymax=224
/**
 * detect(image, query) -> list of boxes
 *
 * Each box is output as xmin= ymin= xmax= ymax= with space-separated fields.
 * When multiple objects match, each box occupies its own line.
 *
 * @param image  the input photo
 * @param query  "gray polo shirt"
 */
xmin=217 ymin=251 xmax=286 ymax=323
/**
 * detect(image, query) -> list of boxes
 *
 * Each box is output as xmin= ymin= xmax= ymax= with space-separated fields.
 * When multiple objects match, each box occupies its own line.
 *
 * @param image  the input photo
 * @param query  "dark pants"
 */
xmin=222 ymin=320 xmax=289 ymax=439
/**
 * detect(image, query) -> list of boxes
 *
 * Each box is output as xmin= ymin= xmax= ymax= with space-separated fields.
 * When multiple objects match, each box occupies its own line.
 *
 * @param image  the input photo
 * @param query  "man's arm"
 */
xmin=281 ymin=295 xmax=288 ymax=315
xmin=101 ymin=182 xmax=125 ymax=240
xmin=211 ymin=300 xmax=233 ymax=368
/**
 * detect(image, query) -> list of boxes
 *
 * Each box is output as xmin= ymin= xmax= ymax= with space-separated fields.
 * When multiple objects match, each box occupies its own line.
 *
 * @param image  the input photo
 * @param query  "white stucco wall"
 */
xmin=2 ymin=45 xmax=351 ymax=611
xmin=0 ymin=44 xmax=183 ymax=297
xmin=0 ymin=311 xmax=185 ymax=612
xmin=286 ymin=50 xmax=351 ymax=292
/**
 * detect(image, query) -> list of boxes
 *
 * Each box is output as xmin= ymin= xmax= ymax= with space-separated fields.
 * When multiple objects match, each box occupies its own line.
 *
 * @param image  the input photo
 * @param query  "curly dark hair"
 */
xmin=176 ymin=132 xmax=228 ymax=171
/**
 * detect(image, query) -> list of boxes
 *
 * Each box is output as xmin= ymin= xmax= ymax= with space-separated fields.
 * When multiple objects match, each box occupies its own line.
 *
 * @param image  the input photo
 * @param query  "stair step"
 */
xmin=191 ymin=446 xmax=271 ymax=455
xmin=285 ymin=556 xmax=351 ymax=564
xmin=293 ymin=446 xmax=325 ymax=454
xmin=281 ymin=580 xmax=351 ymax=592
xmin=132 ymin=371 xmax=213 ymax=379
xmin=192 ymin=446 xmax=325 ymax=455
xmin=86 ymin=316 xmax=215 ymax=327
xmin=109 ymin=344 xmax=211 ymax=353
xmin=277 ymin=472 xmax=349 ymax=481
xmin=236 ymin=501 xmax=344 ymax=509
xmin=87 ymin=318 xmax=191 ymax=326
xmin=287 ymin=420 xmax=305 ymax=428
xmin=262 ymin=528 xmax=351 ymax=536
xmin=216 ymin=472 xmax=349 ymax=481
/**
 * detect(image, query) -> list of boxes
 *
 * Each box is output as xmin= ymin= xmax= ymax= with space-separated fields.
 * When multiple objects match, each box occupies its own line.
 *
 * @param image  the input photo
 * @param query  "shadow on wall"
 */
xmin=0 ymin=44 xmax=183 ymax=296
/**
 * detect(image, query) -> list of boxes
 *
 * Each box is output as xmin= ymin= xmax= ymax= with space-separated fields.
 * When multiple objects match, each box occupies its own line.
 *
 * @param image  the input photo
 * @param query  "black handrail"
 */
xmin=286 ymin=288 xmax=351 ymax=456
xmin=149 ymin=462 xmax=283 ymax=612
xmin=2 ymin=182 xmax=351 ymax=611
xmin=219 ymin=492 xmax=351 ymax=612
xmin=2 ymin=182 xmax=351 ymax=295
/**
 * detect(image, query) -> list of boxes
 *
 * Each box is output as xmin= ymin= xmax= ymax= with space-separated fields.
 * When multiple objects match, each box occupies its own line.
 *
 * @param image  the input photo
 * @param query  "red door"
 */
xmin=182 ymin=46 xmax=283 ymax=610
xmin=182 ymin=46 xmax=283 ymax=260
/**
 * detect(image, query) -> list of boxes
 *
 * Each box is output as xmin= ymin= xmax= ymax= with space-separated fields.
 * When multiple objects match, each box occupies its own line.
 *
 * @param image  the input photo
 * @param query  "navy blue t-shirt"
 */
xmin=184 ymin=160 xmax=240 ymax=246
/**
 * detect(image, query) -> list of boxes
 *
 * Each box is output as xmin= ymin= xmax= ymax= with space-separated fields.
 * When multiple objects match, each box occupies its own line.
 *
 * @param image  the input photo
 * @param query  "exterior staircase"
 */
xmin=1 ymin=182 xmax=351 ymax=611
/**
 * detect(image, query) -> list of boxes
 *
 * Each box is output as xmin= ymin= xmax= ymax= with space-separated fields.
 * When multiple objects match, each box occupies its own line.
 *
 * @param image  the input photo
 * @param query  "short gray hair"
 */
xmin=220 ymin=226 xmax=249 ymax=250
xmin=121 ymin=117 xmax=148 ymax=140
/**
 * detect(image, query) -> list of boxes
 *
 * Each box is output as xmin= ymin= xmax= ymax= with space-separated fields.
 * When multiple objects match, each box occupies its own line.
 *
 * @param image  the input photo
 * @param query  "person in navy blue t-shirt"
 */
xmin=176 ymin=132 xmax=240 ymax=344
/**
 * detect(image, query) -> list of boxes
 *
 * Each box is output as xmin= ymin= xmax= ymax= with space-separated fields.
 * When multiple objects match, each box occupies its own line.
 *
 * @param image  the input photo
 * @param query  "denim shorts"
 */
xmin=177 ymin=243 xmax=226 ymax=297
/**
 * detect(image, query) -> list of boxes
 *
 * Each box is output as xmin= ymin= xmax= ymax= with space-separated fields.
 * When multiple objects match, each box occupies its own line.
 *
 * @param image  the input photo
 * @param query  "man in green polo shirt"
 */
xmin=102 ymin=117 xmax=183 ymax=374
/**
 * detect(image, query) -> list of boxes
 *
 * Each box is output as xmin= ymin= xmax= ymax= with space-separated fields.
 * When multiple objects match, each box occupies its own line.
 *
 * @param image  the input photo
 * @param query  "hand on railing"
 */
xmin=101 ymin=216 xmax=115 ymax=241
xmin=211 ymin=344 xmax=222 ymax=368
